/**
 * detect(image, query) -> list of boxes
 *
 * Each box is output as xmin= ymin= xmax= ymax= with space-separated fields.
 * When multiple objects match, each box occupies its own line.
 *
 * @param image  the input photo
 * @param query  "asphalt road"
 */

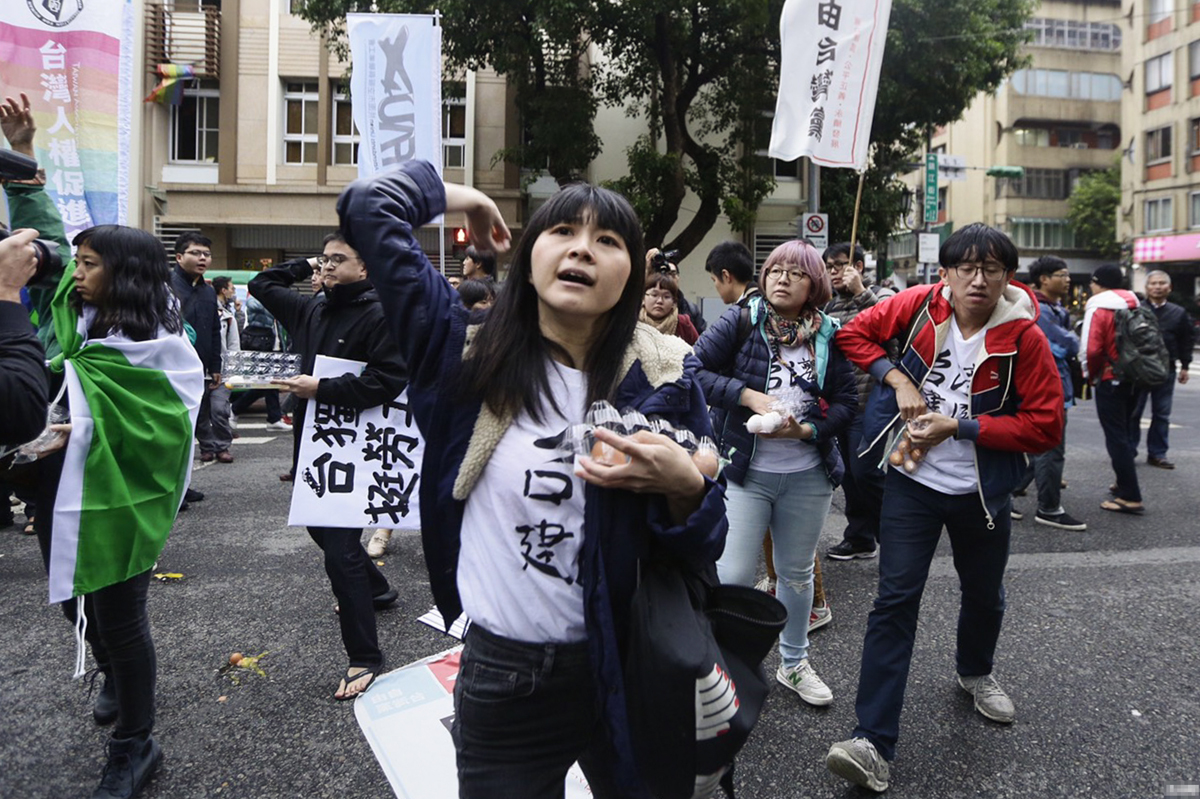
xmin=2 ymin=379 xmax=1198 ymax=799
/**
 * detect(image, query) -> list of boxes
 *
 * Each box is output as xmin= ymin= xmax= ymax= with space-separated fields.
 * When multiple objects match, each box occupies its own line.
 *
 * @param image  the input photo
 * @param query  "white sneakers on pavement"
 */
xmin=776 ymin=659 xmax=832 ymax=706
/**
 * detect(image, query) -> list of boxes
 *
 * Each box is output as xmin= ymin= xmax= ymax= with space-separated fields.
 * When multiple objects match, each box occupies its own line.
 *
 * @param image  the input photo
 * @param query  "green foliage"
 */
xmin=296 ymin=0 xmax=1036 ymax=258
xmin=1067 ymin=163 xmax=1121 ymax=260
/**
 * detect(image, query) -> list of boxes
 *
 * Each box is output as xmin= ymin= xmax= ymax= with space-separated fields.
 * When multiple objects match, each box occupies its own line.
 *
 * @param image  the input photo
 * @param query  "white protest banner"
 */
xmin=768 ymin=0 xmax=893 ymax=170
xmin=0 ymin=0 xmax=135 ymax=237
xmin=288 ymin=355 xmax=423 ymax=529
xmin=348 ymin=13 xmax=443 ymax=179
xmin=355 ymin=646 xmax=591 ymax=798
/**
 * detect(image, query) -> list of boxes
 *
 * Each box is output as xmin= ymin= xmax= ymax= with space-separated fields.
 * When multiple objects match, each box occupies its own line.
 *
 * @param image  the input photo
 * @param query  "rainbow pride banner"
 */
xmin=0 ymin=0 xmax=135 ymax=241
xmin=145 ymin=63 xmax=195 ymax=106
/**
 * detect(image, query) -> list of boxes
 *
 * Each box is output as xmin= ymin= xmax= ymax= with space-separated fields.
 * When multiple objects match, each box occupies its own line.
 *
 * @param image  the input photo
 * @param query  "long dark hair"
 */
xmin=72 ymin=225 xmax=184 ymax=341
xmin=458 ymin=184 xmax=646 ymax=422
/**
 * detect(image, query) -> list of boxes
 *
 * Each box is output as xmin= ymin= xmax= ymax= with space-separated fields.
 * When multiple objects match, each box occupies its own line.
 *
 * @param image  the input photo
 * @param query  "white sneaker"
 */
xmin=754 ymin=576 xmax=776 ymax=596
xmin=366 ymin=528 xmax=392 ymax=558
xmin=229 ymin=415 xmax=238 ymax=430
xmin=827 ymin=737 xmax=890 ymax=792
xmin=809 ymin=603 xmax=832 ymax=632
xmin=266 ymin=420 xmax=293 ymax=431
xmin=776 ymin=659 xmax=833 ymax=706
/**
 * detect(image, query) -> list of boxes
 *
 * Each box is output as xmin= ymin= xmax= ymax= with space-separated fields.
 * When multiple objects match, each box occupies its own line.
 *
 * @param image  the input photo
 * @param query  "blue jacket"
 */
xmin=1031 ymin=289 xmax=1079 ymax=407
xmin=336 ymin=160 xmax=728 ymax=796
xmin=687 ymin=298 xmax=858 ymax=487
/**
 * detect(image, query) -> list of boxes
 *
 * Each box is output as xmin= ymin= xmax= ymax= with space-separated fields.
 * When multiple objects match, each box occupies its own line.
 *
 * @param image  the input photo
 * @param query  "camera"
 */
xmin=1 ymin=148 xmax=64 ymax=284
xmin=650 ymin=249 xmax=680 ymax=273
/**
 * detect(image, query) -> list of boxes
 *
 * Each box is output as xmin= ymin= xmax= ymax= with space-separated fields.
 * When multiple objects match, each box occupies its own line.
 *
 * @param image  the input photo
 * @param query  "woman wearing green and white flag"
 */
xmin=34 ymin=224 xmax=204 ymax=799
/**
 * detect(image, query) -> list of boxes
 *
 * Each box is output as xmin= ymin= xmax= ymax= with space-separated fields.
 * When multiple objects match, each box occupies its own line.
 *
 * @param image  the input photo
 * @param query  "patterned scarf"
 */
xmin=764 ymin=300 xmax=820 ymax=348
xmin=639 ymin=306 xmax=679 ymax=337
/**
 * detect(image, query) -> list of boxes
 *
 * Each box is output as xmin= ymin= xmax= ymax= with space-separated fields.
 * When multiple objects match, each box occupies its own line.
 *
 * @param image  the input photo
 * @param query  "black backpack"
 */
xmin=1113 ymin=305 xmax=1170 ymax=388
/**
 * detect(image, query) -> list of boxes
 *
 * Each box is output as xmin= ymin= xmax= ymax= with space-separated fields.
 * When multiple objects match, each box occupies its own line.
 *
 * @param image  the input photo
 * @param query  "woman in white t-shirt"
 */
xmin=691 ymin=239 xmax=858 ymax=708
xmin=337 ymin=160 xmax=728 ymax=799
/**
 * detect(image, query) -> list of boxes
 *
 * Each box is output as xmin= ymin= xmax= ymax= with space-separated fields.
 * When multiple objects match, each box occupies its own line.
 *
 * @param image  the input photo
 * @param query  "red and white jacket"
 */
xmin=1081 ymin=288 xmax=1139 ymax=384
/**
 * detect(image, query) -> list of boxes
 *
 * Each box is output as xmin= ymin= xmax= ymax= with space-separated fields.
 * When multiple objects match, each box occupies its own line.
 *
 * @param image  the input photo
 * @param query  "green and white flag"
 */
xmin=47 ymin=269 xmax=204 ymax=603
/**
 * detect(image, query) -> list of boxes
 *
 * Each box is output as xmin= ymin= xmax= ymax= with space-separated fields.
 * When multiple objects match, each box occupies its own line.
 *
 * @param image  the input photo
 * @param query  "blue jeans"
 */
xmin=453 ymin=625 xmax=635 ymax=799
xmin=853 ymin=471 xmax=1011 ymax=761
xmin=1130 ymin=373 xmax=1175 ymax=459
xmin=1095 ymin=380 xmax=1142 ymax=503
xmin=718 ymin=467 xmax=832 ymax=668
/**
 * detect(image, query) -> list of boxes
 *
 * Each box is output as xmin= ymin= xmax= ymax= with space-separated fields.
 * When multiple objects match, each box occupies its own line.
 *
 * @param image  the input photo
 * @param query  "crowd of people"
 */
xmin=2 ymin=85 xmax=1194 ymax=798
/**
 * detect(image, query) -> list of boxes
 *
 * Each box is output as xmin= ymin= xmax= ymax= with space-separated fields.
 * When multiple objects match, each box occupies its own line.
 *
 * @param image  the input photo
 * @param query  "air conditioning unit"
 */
xmin=1071 ymin=143 xmax=1088 ymax=149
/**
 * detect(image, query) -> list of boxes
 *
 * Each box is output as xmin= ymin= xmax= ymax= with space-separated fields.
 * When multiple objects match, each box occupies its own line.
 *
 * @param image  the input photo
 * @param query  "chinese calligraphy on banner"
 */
xmin=0 ymin=0 xmax=134 ymax=238
xmin=347 ymin=13 xmax=443 ymax=180
xmin=355 ymin=646 xmax=592 ymax=798
xmin=288 ymin=355 xmax=424 ymax=530
xmin=768 ymin=0 xmax=893 ymax=170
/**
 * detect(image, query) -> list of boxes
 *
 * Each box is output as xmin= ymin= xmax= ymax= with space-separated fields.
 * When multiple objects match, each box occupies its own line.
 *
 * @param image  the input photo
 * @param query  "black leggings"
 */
xmin=35 ymin=452 xmax=157 ymax=741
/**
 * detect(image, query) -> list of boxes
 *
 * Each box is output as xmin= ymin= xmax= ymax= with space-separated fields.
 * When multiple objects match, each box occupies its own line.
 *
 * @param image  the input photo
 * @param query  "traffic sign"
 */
xmin=924 ymin=154 xmax=939 ymax=224
xmin=938 ymin=154 xmax=967 ymax=182
xmin=802 ymin=212 xmax=829 ymax=251
xmin=918 ymin=233 xmax=940 ymax=265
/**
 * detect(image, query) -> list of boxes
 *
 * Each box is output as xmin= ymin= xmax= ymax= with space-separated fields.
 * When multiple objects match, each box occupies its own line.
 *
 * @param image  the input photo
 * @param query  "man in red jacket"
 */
xmin=825 ymin=223 xmax=1062 ymax=793
xmin=1081 ymin=263 xmax=1145 ymax=513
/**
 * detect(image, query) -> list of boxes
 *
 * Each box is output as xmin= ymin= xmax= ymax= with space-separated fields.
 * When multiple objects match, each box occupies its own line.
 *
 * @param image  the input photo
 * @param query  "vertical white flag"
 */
xmin=348 ymin=13 xmax=443 ymax=179
xmin=768 ymin=0 xmax=893 ymax=170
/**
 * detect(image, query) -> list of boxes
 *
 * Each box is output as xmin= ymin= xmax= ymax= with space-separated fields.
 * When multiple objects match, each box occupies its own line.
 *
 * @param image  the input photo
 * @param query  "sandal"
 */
xmin=1100 ymin=499 xmax=1144 ymax=515
xmin=334 ymin=664 xmax=381 ymax=701
xmin=22 ymin=517 xmax=35 ymax=536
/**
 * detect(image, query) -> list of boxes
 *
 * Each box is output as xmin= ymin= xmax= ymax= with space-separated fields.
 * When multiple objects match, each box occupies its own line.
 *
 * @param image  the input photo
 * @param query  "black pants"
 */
xmin=837 ymin=416 xmax=886 ymax=547
xmin=1095 ymin=380 xmax=1142 ymax=503
xmin=307 ymin=526 xmax=390 ymax=667
xmin=231 ymin=389 xmax=283 ymax=423
xmin=35 ymin=452 xmax=157 ymax=741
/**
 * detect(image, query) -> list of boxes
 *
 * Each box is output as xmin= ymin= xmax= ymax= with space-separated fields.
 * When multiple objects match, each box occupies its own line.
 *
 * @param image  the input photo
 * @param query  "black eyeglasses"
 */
xmin=949 ymin=262 xmax=1009 ymax=283
xmin=315 ymin=254 xmax=361 ymax=267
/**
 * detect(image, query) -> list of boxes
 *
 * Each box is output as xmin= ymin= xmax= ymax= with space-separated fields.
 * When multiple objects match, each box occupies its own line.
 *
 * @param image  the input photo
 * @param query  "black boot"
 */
xmin=93 ymin=670 xmax=118 ymax=726
xmin=92 ymin=736 xmax=162 ymax=799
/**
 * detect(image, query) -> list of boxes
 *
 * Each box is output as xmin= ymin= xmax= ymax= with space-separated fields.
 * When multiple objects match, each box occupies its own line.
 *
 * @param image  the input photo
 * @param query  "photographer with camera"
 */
xmin=0 ymin=227 xmax=49 ymax=447
xmin=646 ymin=246 xmax=707 ymax=334
xmin=2 ymin=93 xmax=69 ymax=359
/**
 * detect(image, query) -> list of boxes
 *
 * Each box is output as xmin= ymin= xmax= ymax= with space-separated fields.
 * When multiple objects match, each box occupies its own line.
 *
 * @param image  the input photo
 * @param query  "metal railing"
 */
xmin=145 ymin=2 xmax=221 ymax=79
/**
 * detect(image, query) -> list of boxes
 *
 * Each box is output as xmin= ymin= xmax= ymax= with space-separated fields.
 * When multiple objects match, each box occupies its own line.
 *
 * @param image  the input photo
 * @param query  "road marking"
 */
xmin=929 ymin=546 xmax=1200 ymax=578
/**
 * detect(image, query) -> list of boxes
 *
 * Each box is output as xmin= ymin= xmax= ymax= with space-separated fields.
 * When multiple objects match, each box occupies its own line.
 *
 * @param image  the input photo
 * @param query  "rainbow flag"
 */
xmin=144 ymin=63 xmax=196 ymax=105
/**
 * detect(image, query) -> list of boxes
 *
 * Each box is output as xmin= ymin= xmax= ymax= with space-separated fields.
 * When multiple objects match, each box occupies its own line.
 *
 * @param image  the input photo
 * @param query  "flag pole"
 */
xmin=848 ymin=170 xmax=866 ymax=260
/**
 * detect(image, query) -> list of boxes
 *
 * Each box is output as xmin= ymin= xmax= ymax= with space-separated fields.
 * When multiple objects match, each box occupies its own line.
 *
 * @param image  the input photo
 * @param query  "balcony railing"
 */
xmin=145 ymin=2 xmax=220 ymax=79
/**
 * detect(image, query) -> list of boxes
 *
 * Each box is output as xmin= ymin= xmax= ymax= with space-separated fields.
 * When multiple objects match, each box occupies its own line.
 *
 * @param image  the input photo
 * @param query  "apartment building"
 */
xmin=891 ymin=0 xmax=1123 ymax=293
xmin=1121 ymin=0 xmax=1200 ymax=303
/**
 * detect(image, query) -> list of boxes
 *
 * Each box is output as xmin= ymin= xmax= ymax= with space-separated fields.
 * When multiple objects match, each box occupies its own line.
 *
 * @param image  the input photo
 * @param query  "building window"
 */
xmin=1023 ymin=18 xmax=1121 ymax=51
xmin=1014 ymin=128 xmax=1050 ymax=147
xmin=1145 ymin=52 xmax=1173 ymax=94
xmin=1009 ymin=69 xmax=1122 ymax=101
xmin=170 ymin=80 xmax=219 ymax=163
xmin=1190 ymin=41 xmax=1200 ymax=79
xmin=995 ymin=168 xmax=1067 ymax=200
xmin=1008 ymin=218 xmax=1077 ymax=250
xmin=753 ymin=112 xmax=801 ymax=180
xmin=443 ymin=97 xmax=466 ymax=169
xmin=1190 ymin=192 xmax=1200 ymax=229
xmin=1145 ymin=197 xmax=1173 ymax=232
xmin=1149 ymin=0 xmax=1173 ymax=24
xmin=1191 ymin=118 xmax=1200 ymax=154
xmin=283 ymin=81 xmax=319 ymax=165
xmin=1146 ymin=125 xmax=1173 ymax=163
xmin=331 ymin=88 xmax=359 ymax=166
xmin=1056 ymin=129 xmax=1085 ymax=148
xmin=889 ymin=230 xmax=916 ymax=259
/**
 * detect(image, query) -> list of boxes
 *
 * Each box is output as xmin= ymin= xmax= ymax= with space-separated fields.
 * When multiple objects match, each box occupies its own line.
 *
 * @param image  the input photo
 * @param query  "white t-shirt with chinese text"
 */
xmin=751 ymin=341 xmax=823 ymax=474
xmin=908 ymin=317 xmax=983 ymax=495
xmin=458 ymin=360 xmax=588 ymax=643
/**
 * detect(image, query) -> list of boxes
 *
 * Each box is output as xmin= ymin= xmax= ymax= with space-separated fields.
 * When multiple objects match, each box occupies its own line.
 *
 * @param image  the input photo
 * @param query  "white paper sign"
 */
xmin=355 ymin=646 xmax=591 ymax=798
xmin=348 ymin=13 xmax=443 ymax=179
xmin=288 ymin=355 xmax=423 ymax=529
xmin=768 ymin=0 xmax=894 ymax=170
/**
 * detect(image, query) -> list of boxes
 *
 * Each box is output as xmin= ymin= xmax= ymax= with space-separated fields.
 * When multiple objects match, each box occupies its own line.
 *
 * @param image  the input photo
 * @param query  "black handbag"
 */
xmin=624 ymin=558 xmax=787 ymax=799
